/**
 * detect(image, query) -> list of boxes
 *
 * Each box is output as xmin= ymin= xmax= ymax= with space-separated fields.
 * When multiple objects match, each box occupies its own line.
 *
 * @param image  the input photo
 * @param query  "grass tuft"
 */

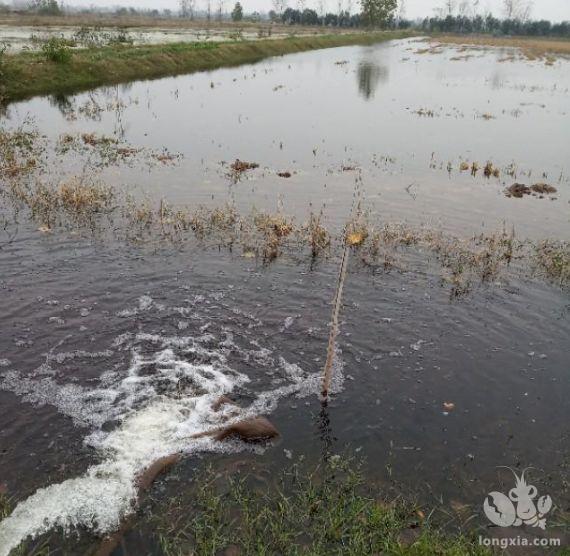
xmin=0 ymin=492 xmax=13 ymax=520
xmin=535 ymin=240 xmax=570 ymax=285
xmin=41 ymin=36 xmax=72 ymax=64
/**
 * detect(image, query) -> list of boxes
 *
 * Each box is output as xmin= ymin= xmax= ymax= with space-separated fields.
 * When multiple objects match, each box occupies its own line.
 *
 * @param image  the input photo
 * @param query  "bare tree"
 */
xmin=457 ymin=0 xmax=471 ymax=16
xmin=272 ymin=0 xmax=288 ymax=17
xmin=435 ymin=0 xmax=456 ymax=16
xmin=206 ymin=0 xmax=212 ymax=21
xmin=397 ymin=0 xmax=406 ymax=20
xmin=179 ymin=0 xmax=196 ymax=19
xmin=216 ymin=0 xmax=225 ymax=20
xmin=317 ymin=0 xmax=325 ymax=20
xmin=502 ymin=0 xmax=533 ymax=21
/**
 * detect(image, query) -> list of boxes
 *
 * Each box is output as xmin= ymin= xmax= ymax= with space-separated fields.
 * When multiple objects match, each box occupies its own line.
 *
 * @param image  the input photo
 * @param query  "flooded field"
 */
xmin=0 ymin=23 xmax=318 ymax=52
xmin=0 ymin=37 xmax=569 ymax=553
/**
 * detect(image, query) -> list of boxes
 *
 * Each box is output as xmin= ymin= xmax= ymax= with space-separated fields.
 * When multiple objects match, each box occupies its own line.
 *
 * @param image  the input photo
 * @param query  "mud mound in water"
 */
xmin=531 ymin=183 xmax=557 ymax=195
xmin=506 ymin=183 xmax=531 ymax=198
xmin=505 ymin=182 xmax=557 ymax=198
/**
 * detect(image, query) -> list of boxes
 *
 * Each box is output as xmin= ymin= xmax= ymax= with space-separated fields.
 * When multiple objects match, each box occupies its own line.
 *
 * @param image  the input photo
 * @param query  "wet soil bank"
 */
xmin=0 ymin=30 xmax=415 ymax=104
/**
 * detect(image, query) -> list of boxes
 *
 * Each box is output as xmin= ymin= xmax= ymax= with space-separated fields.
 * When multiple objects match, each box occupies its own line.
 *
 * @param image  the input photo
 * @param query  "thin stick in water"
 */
xmin=321 ymin=242 xmax=350 ymax=402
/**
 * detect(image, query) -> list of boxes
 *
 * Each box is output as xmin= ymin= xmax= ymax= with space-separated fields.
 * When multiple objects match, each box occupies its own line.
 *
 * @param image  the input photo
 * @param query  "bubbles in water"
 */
xmin=0 ymin=296 xmax=345 ymax=555
xmin=116 ymin=295 xmax=162 ymax=317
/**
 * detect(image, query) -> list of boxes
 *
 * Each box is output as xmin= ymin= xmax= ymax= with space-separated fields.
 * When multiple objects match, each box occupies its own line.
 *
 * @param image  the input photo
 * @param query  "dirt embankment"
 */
xmin=0 ymin=30 xmax=415 ymax=103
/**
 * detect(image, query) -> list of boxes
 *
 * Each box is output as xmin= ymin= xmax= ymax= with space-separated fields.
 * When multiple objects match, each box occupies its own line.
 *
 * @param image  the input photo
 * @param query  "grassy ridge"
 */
xmin=151 ymin=457 xmax=492 ymax=556
xmin=1 ymin=31 xmax=414 ymax=103
xmin=430 ymin=34 xmax=570 ymax=59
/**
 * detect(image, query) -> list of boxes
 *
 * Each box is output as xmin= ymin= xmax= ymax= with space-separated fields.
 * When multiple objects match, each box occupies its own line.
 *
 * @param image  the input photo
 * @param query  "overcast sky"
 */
xmin=63 ymin=0 xmax=570 ymax=22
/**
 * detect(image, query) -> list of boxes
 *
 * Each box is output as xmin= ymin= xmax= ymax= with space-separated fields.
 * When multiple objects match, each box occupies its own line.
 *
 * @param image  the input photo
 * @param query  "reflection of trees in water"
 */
xmin=490 ymin=69 xmax=504 ymax=90
xmin=357 ymin=62 xmax=389 ymax=100
xmin=49 ymin=93 xmax=75 ymax=117
xmin=48 ymin=87 xmax=127 ymax=137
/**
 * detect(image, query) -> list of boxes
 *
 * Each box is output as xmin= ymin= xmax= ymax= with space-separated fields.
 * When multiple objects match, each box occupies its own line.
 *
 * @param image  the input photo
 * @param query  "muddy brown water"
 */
xmin=0 ymin=38 xmax=569 ymax=552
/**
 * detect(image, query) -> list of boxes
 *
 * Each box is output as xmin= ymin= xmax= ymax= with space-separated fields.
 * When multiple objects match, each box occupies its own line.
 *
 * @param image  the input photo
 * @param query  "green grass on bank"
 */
xmin=0 ymin=492 xmax=12 ymax=521
xmin=4 ymin=454 xmax=568 ymax=554
xmin=151 ymin=457 xmax=491 ymax=556
xmin=0 ymin=31 xmax=415 ymax=104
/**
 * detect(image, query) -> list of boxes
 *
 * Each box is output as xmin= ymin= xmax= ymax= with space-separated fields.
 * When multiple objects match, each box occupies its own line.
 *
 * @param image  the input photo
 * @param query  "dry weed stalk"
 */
xmin=0 ymin=127 xmax=43 ymax=179
xmin=534 ymin=240 xmax=570 ymax=285
xmin=1 ymin=155 xmax=567 ymax=293
xmin=305 ymin=208 xmax=330 ymax=258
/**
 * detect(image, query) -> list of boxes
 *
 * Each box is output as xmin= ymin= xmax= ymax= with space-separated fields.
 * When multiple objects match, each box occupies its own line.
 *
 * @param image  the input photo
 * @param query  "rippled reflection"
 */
xmin=357 ymin=61 xmax=389 ymax=100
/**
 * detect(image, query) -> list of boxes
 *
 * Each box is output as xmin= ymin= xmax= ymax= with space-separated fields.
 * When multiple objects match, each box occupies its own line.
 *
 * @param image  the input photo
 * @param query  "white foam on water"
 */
xmin=0 ymin=325 xmax=344 ymax=555
xmin=0 ymin=342 xmax=249 ymax=555
xmin=48 ymin=350 xmax=114 ymax=365
xmin=116 ymin=295 xmax=162 ymax=317
xmin=0 ymin=396 xmax=246 ymax=556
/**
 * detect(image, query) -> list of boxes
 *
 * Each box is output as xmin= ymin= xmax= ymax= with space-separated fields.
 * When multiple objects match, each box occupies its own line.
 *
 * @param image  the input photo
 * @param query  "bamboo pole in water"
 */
xmin=321 ymin=242 xmax=350 ymax=402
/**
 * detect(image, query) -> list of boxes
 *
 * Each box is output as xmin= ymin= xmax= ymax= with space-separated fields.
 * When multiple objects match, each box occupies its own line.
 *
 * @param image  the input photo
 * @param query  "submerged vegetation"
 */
xmin=56 ymin=131 xmax=181 ymax=167
xmin=535 ymin=240 xmax=570 ymax=285
xmin=1 ymin=126 xmax=568 ymax=298
xmin=0 ymin=127 xmax=568 ymax=297
xmin=1 ymin=187 xmax=568 ymax=298
xmin=0 ymin=127 xmax=44 ymax=178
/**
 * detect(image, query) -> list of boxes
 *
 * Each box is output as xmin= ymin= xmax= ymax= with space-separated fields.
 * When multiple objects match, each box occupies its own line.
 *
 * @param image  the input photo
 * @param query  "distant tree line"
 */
xmin=278 ymin=8 xmax=363 ymax=28
xmin=418 ymin=14 xmax=570 ymax=38
xmin=275 ymin=7 xmax=569 ymax=38
xmin=27 ymin=0 xmax=62 ymax=15
xmin=5 ymin=0 xmax=569 ymax=39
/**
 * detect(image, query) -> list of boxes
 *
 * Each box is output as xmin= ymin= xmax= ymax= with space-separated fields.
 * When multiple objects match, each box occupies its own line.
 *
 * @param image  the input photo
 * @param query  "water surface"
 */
xmin=0 ymin=38 xmax=568 ymax=552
